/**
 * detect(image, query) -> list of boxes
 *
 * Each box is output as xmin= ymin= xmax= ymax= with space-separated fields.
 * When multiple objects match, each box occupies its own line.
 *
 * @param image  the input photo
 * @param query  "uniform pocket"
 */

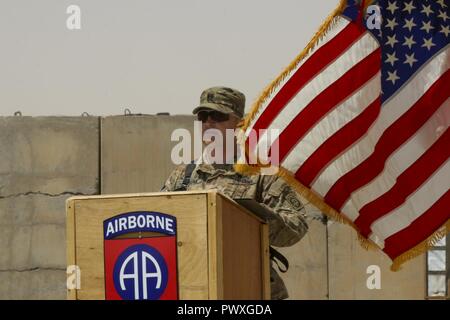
xmin=221 ymin=178 xmax=257 ymax=199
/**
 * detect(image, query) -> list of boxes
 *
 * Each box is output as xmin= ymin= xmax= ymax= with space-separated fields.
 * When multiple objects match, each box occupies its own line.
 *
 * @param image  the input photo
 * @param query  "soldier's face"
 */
xmin=201 ymin=113 xmax=241 ymax=145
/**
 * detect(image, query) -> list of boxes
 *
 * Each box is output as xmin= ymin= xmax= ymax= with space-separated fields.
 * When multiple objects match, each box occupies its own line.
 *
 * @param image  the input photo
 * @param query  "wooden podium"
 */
xmin=66 ymin=190 xmax=270 ymax=300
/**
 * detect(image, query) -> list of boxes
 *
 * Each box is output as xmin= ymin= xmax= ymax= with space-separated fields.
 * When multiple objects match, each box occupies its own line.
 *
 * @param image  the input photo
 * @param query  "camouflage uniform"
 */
xmin=162 ymin=86 xmax=309 ymax=299
xmin=161 ymin=163 xmax=309 ymax=299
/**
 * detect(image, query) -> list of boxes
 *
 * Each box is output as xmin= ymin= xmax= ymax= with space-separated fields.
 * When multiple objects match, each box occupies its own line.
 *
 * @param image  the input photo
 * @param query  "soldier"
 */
xmin=161 ymin=86 xmax=309 ymax=299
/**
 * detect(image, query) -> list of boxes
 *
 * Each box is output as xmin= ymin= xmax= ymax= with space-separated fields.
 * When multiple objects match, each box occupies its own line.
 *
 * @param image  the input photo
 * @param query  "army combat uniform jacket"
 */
xmin=161 ymin=163 xmax=309 ymax=299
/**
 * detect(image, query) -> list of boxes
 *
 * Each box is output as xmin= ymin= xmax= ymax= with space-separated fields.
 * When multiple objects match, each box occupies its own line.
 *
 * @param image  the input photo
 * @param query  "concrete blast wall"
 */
xmin=0 ymin=115 xmax=425 ymax=299
xmin=0 ymin=117 xmax=99 ymax=299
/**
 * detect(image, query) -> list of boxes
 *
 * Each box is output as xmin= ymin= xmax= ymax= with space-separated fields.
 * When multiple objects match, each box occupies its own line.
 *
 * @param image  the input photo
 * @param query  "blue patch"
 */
xmin=113 ymin=244 xmax=168 ymax=300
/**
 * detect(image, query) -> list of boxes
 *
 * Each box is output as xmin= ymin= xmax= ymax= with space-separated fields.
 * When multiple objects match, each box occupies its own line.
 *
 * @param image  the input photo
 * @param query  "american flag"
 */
xmin=239 ymin=0 xmax=449 ymax=269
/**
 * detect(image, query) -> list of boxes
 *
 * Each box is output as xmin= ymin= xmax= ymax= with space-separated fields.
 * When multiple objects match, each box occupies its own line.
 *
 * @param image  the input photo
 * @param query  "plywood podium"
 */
xmin=66 ymin=190 xmax=270 ymax=300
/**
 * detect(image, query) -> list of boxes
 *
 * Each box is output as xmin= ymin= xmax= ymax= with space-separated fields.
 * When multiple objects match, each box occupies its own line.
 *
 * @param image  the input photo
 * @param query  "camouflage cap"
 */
xmin=192 ymin=87 xmax=245 ymax=119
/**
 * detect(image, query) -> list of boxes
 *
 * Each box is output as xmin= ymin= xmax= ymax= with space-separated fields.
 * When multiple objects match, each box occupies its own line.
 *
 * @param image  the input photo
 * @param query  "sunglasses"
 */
xmin=197 ymin=110 xmax=230 ymax=123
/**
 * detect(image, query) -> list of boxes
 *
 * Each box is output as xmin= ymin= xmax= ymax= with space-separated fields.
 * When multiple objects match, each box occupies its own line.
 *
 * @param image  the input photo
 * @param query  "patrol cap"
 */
xmin=192 ymin=86 xmax=245 ymax=119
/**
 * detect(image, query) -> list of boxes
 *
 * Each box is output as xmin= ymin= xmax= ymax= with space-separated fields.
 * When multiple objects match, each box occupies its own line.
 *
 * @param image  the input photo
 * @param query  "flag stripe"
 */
xmin=383 ymin=189 xmax=450 ymax=260
xmin=294 ymin=96 xmax=381 ymax=187
xmin=274 ymin=49 xmax=381 ymax=162
xmin=355 ymin=128 xmax=450 ymax=237
xmin=281 ymin=72 xmax=381 ymax=174
xmin=370 ymin=159 xmax=450 ymax=245
xmin=245 ymin=18 xmax=351 ymax=137
xmin=324 ymin=69 xmax=450 ymax=211
xmin=311 ymin=47 xmax=449 ymax=198
xmin=251 ymin=32 xmax=379 ymax=156
xmin=341 ymin=98 xmax=450 ymax=222
xmin=249 ymin=22 xmax=364 ymax=134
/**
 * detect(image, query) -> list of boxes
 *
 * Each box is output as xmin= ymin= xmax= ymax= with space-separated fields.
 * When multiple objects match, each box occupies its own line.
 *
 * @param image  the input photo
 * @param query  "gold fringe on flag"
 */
xmin=391 ymin=220 xmax=450 ymax=271
xmin=235 ymin=0 xmax=450 ymax=271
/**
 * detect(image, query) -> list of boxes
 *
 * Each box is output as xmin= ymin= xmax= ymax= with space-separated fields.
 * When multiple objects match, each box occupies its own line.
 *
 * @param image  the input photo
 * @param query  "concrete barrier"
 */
xmin=0 ymin=117 xmax=99 ymax=299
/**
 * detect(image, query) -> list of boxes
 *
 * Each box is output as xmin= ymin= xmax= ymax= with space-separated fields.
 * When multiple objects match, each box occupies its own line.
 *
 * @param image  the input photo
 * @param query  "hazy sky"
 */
xmin=0 ymin=0 xmax=336 ymax=116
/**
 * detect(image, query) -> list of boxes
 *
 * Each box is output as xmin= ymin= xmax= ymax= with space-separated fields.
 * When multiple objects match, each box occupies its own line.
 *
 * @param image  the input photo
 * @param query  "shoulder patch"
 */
xmin=285 ymin=192 xmax=303 ymax=210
